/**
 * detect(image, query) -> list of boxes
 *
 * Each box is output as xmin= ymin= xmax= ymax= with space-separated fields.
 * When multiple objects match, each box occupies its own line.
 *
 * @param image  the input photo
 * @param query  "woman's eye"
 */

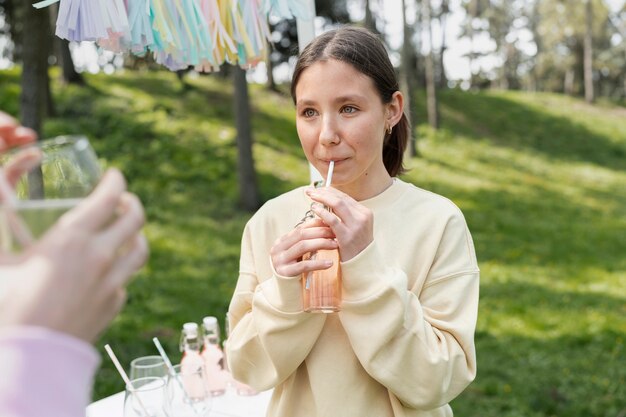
xmin=303 ymin=109 xmax=317 ymax=117
xmin=342 ymin=106 xmax=357 ymax=114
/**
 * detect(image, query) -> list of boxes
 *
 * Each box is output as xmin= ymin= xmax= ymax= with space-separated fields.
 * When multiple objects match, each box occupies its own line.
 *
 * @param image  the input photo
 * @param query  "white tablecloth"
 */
xmin=87 ymin=388 xmax=272 ymax=417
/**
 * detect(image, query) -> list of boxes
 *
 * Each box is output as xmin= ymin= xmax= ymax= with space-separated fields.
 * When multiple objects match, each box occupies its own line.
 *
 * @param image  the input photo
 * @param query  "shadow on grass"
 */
xmin=425 ymin=89 xmax=626 ymax=171
xmin=452 ymin=327 xmax=625 ymax=417
xmin=411 ymin=155 xmax=626 ymax=271
xmin=459 ymin=267 xmax=626 ymax=416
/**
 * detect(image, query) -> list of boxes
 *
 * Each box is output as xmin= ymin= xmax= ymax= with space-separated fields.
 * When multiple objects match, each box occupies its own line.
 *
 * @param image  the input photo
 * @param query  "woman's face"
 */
xmin=294 ymin=59 xmax=402 ymax=199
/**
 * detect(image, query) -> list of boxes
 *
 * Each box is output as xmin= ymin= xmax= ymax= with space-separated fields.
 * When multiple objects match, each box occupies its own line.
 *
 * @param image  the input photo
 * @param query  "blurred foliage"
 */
xmin=1 ymin=68 xmax=625 ymax=415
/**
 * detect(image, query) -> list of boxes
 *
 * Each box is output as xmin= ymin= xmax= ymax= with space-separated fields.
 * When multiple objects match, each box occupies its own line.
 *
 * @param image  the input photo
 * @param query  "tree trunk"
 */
xmin=401 ymin=0 xmax=418 ymax=158
xmin=266 ymin=49 xmax=277 ymax=92
xmin=60 ymin=40 xmax=85 ymax=85
xmin=438 ymin=0 xmax=449 ymax=88
xmin=423 ymin=0 xmax=439 ymax=129
xmin=233 ymin=66 xmax=260 ymax=211
xmin=20 ymin=2 xmax=50 ymax=135
xmin=564 ymin=69 xmax=575 ymax=95
xmin=4 ymin=0 xmax=22 ymax=62
xmin=529 ymin=0 xmax=542 ymax=92
xmin=467 ymin=1 xmax=477 ymax=88
xmin=20 ymin=1 xmax=51 ymax=199
xmin=584 ymin=0 xmax=594 ymax=103
xmin=364 ymin=0 xmax=378 ymax=34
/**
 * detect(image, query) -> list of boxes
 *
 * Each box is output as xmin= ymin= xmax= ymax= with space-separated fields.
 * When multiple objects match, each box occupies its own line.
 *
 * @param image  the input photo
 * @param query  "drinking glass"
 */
xmin=130 ymin=356 xmax=168 ymax=380
xmin=124 ymin=376 xmax=167 ymax=417
xmin=297 ymin=202 xmax=342 ymax=313
xmin=165 ymin=364 xmax=212 ymax=417
xmin=0 ymin=135 xmax=101 ymax=252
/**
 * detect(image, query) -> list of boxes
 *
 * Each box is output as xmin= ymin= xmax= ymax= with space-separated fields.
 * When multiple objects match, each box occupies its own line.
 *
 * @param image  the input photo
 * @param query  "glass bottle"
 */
xmin=179 ymin=322 xmax=206 ymax=399
xmin=201 ymin=316 xmax=226 ymax=396
xmin=298 ymin=196 xmax=342 ymax=313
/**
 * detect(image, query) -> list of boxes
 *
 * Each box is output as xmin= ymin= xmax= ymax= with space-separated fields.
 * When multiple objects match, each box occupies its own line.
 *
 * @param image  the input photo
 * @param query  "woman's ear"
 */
xmin=386 ymin=91 xmax=404 ymax=129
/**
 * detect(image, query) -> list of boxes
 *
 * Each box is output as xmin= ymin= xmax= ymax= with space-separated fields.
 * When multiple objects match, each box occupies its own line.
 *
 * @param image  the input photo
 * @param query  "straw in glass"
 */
xmin=104 ymin=344 xmax=151 ymax=417
xmin=152 ymin=337 xmax=190 ymax=399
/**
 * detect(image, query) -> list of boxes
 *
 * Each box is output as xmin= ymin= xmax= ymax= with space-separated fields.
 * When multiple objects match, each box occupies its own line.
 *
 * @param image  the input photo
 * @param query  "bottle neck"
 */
xmin=182 ymin=335 xmax=201 ymax=353
xmin=203 ymin=333 xmax=220 ymax=346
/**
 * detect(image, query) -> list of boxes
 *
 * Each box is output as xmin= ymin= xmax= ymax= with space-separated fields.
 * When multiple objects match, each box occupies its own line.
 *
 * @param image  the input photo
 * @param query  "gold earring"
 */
xmin=387 ymin=125 xmax=393 ymax=135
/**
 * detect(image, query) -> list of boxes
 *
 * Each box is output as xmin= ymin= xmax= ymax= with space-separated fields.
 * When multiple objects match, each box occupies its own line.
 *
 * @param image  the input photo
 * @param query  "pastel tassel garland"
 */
xmin=128 ymin=0 xmax=155 ymax=55
xmin=96 ymin=0 xmax=130 ymax=53
xmin=34 ymin=0 xmax=313 ymax=72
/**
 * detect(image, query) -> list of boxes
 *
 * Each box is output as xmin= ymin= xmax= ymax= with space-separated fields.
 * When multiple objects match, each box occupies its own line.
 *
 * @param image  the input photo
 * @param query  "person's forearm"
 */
xmin=0 ymin=326 xmax=100 ymax=417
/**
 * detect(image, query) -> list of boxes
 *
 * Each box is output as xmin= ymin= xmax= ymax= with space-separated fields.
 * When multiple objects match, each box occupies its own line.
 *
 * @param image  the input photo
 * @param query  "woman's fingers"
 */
xmin=276 ymin=258 xmax=334 ymax=278
xmin=97 ymin=192 xmax=146 ymax=250
xmin=271 ymin=221 xmax=338 ymax=277
xmin=306 ymin=187 xmax=360 ymax=222
xmin=306 ymin=187 xmax=374 ymax=262
xmin=3 ymin=149 xmax=43 ymax=186
xmin=61 ymin=169 xmax=127 ymax=232
xmin=0 ymin=112 xmax=37 ymax=151
xmin=105 ymin=234 xmax=149 ymax=288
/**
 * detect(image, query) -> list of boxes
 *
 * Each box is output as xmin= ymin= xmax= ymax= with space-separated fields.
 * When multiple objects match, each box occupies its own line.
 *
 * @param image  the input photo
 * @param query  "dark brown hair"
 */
xmin=290 ymin=26 xmax=409 ymax=177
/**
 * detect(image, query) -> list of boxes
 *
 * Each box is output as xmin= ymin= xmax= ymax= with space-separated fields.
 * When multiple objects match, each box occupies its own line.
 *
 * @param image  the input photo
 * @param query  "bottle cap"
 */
xmin=183 ymin=322 xmax=198 ymax=336
xmin=203 ymin=316 xmax=218 ymax=328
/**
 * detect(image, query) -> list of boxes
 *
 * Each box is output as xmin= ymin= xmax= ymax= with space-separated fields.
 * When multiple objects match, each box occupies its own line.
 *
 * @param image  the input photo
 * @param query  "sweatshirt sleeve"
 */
xmin=338 ymin=210 xmax=479 ymax=410
xmin=226 ymin=221 xmax=326 ymax=391
xmin=0 ymin=326 xmax=100 ymax=417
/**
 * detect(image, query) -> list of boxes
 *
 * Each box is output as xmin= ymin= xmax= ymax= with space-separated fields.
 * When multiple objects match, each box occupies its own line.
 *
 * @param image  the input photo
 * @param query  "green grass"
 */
xmin=1 ymin=68 xmax=624 ymax=416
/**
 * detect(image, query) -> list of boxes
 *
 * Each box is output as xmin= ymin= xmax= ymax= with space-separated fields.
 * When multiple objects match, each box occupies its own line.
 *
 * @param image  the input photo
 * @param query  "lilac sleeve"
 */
xmin=0 ymin=326 xmax=100 ymax=417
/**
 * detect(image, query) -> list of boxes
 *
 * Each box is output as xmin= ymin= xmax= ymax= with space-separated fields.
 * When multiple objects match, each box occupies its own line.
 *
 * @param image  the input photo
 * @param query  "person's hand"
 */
xmin=0 ymin=111 xmax=39 ymax=195
xmin=0 ymin=111 xmax=36 ymax=151
xmin=305 ymin=187 xmax=374 ymax=262
xmin=270 ymin=216 xmax=338 ymax=277
xmin=0 ymin=169 xmax=149 ymax=343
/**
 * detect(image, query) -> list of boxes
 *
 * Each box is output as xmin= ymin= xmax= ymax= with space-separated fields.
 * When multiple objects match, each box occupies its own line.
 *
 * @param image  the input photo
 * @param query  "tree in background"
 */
xmin=483 ymin=0 xmax=527 ymax=90
xmin=533 ymin=0 xmax=613 ymax=97
xmin=437 ymin=0 xmax=450 ymax=89
xmin=265 ymin=0 xmax=350 ymax=88
xmin=401 ymin=0 xmax=419 ymax=157
xmin=19 ymin=2 xmax=51 ymax=134
xmin=0 ymin=0 xmax=19 ymax=62
xmin=605 ymin=3 xmax=626 ymax=98
xmin=422 ymin=0 xmax=439 ymax=129
xmin=233 ymin=65 xmax=260 ymax=211
xmin=584 ymin=0 xmax=595 ymax=103
xmin=461 ymin=0 xmax=490 ymax=88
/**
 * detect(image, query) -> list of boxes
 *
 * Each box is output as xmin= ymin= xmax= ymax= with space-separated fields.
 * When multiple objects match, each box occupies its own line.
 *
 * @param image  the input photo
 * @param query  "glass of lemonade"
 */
xmin=0 ymin=135 xmax=101 ymax=252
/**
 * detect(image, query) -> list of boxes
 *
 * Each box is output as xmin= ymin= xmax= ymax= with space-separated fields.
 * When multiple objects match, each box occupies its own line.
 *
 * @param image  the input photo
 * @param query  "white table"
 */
xmin=87 ymin=388 xmax=272 ymax=417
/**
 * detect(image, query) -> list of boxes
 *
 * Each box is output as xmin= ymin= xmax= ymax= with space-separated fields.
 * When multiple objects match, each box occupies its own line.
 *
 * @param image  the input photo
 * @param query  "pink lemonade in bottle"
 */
xmin=301 ymin=248 xmax=342 ymax=313
xmin=179 ymin=322 xmax=206 ymax=398
xmin=201 ymin=316 xmax=227 ymax=396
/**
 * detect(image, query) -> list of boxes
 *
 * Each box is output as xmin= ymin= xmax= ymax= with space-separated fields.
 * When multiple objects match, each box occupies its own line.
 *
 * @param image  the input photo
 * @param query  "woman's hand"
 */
xmin=305 ymin=187 xmax=374 ymax=262
xmin=270 ymin=217 xmax=338 ymax=277
xmin=0 ymin=169 xmax=149 ymax=343
xmin=0 ymin=111 xmax=36 ymax=151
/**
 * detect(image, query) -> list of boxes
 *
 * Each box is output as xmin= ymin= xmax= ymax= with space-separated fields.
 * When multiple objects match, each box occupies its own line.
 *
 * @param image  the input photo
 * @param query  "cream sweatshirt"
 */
xmin=226 ymin=179 xmax=479 ymax=417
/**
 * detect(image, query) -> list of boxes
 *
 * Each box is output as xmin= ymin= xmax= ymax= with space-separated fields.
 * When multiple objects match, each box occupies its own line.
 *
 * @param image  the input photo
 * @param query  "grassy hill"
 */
xmin=1 ymin=68 xmax=624 ymax=416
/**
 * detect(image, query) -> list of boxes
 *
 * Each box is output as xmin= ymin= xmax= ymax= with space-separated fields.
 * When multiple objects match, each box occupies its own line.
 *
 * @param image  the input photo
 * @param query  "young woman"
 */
xmin=226 ymin=27 xmax=479 ymax=417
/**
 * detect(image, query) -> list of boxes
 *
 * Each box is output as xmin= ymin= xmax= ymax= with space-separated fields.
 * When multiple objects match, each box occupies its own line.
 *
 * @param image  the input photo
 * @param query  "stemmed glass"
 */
xmin=165 ymin=364 xmax=212 ymax=417
xmin=130 ymin=356 xmax=168 ymax=380
xmin=0 ymin=135 xmax=101 ymax=251
xmin=124 ymin=376 xmax=167 ymax=417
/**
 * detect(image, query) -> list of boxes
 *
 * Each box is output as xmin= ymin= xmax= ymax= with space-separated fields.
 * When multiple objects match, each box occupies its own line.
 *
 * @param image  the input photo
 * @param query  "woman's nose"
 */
xmin=319 ymin=116 xmax=340 ymax=146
